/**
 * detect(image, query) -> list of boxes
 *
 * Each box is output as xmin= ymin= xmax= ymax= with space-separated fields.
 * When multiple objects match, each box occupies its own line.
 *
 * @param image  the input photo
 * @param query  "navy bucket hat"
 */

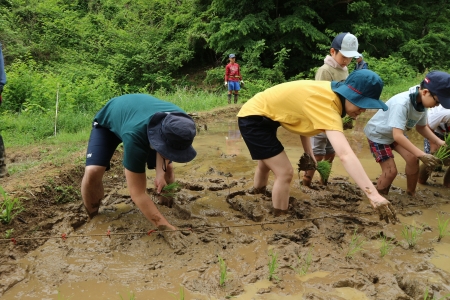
xmin=331 ymin=69 xmax=387 ymax=111
xmin=422 ymin=71 xmax=450 ymax=109
xmin=147 ymin=112 xmax=197 ymax=163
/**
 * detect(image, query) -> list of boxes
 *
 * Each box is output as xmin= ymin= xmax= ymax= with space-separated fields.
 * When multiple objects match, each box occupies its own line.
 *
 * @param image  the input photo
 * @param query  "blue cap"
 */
xmin=229 ymin=53 xmax=236 ymax=58
xmin=423 ymin=71 xmax=450 ymax=109
xmin=331 ymin=69 xmax=387 ymax=111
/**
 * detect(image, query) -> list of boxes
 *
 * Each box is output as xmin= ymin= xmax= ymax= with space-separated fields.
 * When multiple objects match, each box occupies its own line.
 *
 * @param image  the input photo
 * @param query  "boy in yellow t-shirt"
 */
xmin=237 ymin=69 xmax=397 ymax=224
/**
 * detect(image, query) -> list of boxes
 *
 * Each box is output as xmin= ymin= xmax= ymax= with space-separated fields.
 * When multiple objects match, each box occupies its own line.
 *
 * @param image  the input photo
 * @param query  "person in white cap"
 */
xmin=354 ymin=54 xmax=369 ymax=70
xmin=303 ymin=32 xmax=360 ymax=187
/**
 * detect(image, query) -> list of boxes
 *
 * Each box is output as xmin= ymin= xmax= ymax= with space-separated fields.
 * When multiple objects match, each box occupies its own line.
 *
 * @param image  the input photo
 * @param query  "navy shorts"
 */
xmin=238 ymin=116 xmax=284 ymax=160
xmin=85 ymin=122 xmax=159 ymax=170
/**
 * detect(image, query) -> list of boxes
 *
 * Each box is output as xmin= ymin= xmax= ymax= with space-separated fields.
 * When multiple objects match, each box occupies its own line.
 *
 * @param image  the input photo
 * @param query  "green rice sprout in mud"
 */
xmin=5 ymin=228 xmax=14 ymax=239
xmin=0 ymin=187 xmax=24 ymax=224
xmin=379 ymin=234 xmax=395 ymax=257
xmin=292 ymin=247 xmax=313 ymax=275
xmin=401 ymin=224 xmax=422 ymax=248
xmin=170 ymin=286 xmax=185 ymax=300
xmin=161 ymin=182 xmax=181 ymax=198
xmin=437 ymin=214 xmax=450 ymax=242
xmin=346 ymin=227 xmax=365 ymax=259
xmin=218 ymin=255 xmax=228 ymax=286
xmin=423 ymin=287 xmax=450 ymax=300
xmin=316 ymin=160 xmax=332 ymax=184
xmin=119 ymin=291 xmax=136 ymax=300
xmin=267 ymin=250 xmax=280 ymax=282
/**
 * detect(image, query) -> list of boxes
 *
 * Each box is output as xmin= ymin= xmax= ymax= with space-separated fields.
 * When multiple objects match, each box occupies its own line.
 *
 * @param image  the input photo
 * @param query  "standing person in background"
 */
xmin=303 ymin=32 xmax=360 ymax=187
xmin=354 ymin=54 xmax=369 ymax=70
xmin=224 ymin=54 xmax=243 ymax=104
xmin=0 ymin=42 xmax=7 ymax=178
xmin=418 ymin=104 xmax=450 ymax=187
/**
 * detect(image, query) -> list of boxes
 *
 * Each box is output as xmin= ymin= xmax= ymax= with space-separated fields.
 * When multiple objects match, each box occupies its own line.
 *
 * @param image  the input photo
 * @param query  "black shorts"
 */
xmin=85 ymin=122 xmax=159 ymax=170
xmin=238 ymin=116 xmax=284 ymax=160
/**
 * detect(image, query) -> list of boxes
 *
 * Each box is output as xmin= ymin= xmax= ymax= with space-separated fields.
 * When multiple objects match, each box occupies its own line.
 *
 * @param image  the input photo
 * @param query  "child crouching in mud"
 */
xmin=237 ymin=69 xmax=398 ymax=224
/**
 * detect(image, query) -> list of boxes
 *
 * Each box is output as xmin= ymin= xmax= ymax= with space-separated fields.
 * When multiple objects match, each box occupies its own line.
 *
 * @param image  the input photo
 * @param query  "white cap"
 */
xmin=331 ymin=33 xmax=360 ymax=58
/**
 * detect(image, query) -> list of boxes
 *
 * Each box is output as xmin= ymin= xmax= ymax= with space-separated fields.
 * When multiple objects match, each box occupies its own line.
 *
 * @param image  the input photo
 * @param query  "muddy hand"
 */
xmin=419 ymin=154 xmax=441 ymax=169
xmin=375 ymin=202 xmax=398 ymax=224
xmin=157 ymin=225 xmax=191 ymax=249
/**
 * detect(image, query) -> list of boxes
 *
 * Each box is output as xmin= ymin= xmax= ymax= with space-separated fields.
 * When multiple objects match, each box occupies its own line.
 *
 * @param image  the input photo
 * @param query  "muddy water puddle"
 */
xmin=3 ymin=112 xmax=450 ymax=299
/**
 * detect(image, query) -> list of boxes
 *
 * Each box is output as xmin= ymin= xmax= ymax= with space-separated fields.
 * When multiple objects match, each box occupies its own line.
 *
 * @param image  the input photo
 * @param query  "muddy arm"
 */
xmin=325 ymin=130 xmax=396 ymax=214
xmin=124 ymin=168 xmax=175 ymax=229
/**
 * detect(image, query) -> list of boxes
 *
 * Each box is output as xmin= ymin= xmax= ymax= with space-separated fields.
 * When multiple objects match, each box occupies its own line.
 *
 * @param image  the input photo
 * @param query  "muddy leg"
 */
xmin=443 ymin=168 xmax=450 ymax=188
xmin=418 ymin=162 xmax=432 ymax=185
xmin=376 ymin=158 xmax=398 ymax=196
xmin=303 ymin=154 xmax=323 ymax=186
xmin=81 ymin=165 xmax=106 ymax=219
xmin=397 ymin=147 xmax=420 ymax=196
xmin=227 ymin=93 xmax=231 ymax=104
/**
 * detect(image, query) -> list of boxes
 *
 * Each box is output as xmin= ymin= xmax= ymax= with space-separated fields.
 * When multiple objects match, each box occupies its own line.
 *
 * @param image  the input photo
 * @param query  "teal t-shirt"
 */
xmin=94 ymin=94 xmax=185 ymax=173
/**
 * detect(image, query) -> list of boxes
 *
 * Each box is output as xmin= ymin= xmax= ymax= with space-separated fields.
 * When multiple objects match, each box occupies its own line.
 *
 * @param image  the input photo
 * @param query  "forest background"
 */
xmin=1 ymin=0 xmax=450 ymax=145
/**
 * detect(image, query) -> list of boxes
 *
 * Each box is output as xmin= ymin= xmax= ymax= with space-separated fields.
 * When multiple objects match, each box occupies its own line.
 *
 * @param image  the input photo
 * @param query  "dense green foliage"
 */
xmin=1 ymin=0 xmax=450 ymax=140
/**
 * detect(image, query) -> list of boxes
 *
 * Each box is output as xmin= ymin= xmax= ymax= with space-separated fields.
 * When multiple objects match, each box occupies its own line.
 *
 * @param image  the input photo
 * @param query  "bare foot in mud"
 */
xmin=272 ymin=208 xmax=289 ymax=217
xmin=157 ymin=225 xmax=191 ymax=250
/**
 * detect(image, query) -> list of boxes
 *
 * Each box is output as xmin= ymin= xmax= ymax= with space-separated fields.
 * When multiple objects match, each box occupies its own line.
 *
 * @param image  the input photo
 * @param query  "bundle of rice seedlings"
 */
xmin=161 ymin=182 xmax=181 ymax=198
xmin=434 ymin=145 xmax=450 ymax=162
xmin=316 ymin=160 xmax=332 ymax=184
xmin=342 ymin=116 xmax=353 ymax=129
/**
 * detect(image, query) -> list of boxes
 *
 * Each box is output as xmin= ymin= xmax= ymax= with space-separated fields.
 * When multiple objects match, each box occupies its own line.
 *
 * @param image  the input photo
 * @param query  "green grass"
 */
xmin=0 ymin=187 xmax=24 ymax=224
xmin=437 ymin=214 xmax=450 ymax=242
xmin=267 ymin=250 xmax=279 ymax=282
xmin=292 ymin=247 xmax=313 ymax=276
xmin=218 ymin=255 xmax=228 ymax=286
xmin=346 ymin=227 xmax=365 ymax=259
xmin=401 ymin=224 xmax=422 ymax=248
xmin=379 ymin=234 xmax=395 ymax=257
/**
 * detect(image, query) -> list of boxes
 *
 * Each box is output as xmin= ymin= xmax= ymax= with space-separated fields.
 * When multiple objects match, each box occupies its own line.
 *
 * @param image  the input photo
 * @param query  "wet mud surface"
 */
xmin=1 ymin=107 xmax=450 ymax=299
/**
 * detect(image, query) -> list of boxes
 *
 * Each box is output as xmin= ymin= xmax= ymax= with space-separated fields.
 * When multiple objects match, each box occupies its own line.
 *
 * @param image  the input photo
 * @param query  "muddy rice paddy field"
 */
xmin=1 ymin=107 xmax=450 ymax=299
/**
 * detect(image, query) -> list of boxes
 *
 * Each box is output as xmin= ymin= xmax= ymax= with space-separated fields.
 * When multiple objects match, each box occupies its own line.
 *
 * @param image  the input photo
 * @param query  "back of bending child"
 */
xmin=237 ymin=69 xmax=397 ymax=223
xmin=364 ymin=71 xmax=450 ymax=196
xmin=418 ymin=104 xmax=450 ymax=187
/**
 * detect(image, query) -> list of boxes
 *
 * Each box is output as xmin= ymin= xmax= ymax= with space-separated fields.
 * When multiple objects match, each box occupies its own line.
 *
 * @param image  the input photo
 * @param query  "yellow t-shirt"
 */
xmin=237 ymin=80 xmax=343 ymax=137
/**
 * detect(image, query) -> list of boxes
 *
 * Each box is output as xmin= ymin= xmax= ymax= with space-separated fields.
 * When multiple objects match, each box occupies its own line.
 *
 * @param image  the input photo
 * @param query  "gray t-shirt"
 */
xmin=364 ymin=86 xmax=427 ymax=144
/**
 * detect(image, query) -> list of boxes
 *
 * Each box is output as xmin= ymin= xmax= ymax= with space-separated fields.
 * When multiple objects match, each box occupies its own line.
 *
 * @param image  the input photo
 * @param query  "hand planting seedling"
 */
xmin=297 ymin=153 xmax=315 ymax=172
xmin=218 ymin=255 xmax=228 ymax=286
xmin=346 ymin=227 xmax=365 ymax=259
xmin=437 ymin=214 xmax=450 ymax=242
xmin=316 ymin=160 xmax=332 ymax=184
xmin=433 ymin=145 xmax=450 ymax=163
xmin=267 ymin=250 xmax=279 ymax=281
xmin=156 ymin=182 xmax=181 ymax=208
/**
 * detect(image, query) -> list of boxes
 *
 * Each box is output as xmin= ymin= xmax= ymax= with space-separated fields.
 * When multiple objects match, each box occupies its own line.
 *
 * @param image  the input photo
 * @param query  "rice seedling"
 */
xmin=0 ymin=187 xmax=24 ymax=224
xmin=292 ymin=247 xmax=313 ymax=275
xmin=316 ymin=160 xmax=332 ymax=184
xmin=437 ymin=214 xmax=450 ymax=242
xmin=444 ymin=133 xmax=450 ymax=148
xmin=267 ymin=250 xmax=279 ymax=282
xmin=379 ymin=234 xmax=395 ymax=257
xmin=161 ymin=182 xmax=181 ymax=198
xmin=119 ymin=291 xmax=136 ymax=300
xmin=5 ymin=228 xmax=14 ymax=239
xmin=346 ymin=227 xmax=365 ymax=259
xmin=170 ymin=286 xmax=185 ymax=300
xmin=218 ymin=255 xmax=228 ymax=286
xmin=433 ymin=145 xmax=450 ymax=162
xmin=401 ymin=224 xmax=422 ymax=248
xmin=423 ymin=287 xmax=450 ymax=300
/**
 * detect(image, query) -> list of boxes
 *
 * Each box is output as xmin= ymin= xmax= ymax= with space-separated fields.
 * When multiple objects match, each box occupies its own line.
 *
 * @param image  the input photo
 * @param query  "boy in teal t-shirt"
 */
xmin=82 ymin=94 xmax=197 ymax=248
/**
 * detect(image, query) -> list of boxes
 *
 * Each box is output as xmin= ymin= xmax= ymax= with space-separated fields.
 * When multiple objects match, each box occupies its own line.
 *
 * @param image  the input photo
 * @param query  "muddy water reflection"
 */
xmin=3 ymin=111 xmax=450 ymax=299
